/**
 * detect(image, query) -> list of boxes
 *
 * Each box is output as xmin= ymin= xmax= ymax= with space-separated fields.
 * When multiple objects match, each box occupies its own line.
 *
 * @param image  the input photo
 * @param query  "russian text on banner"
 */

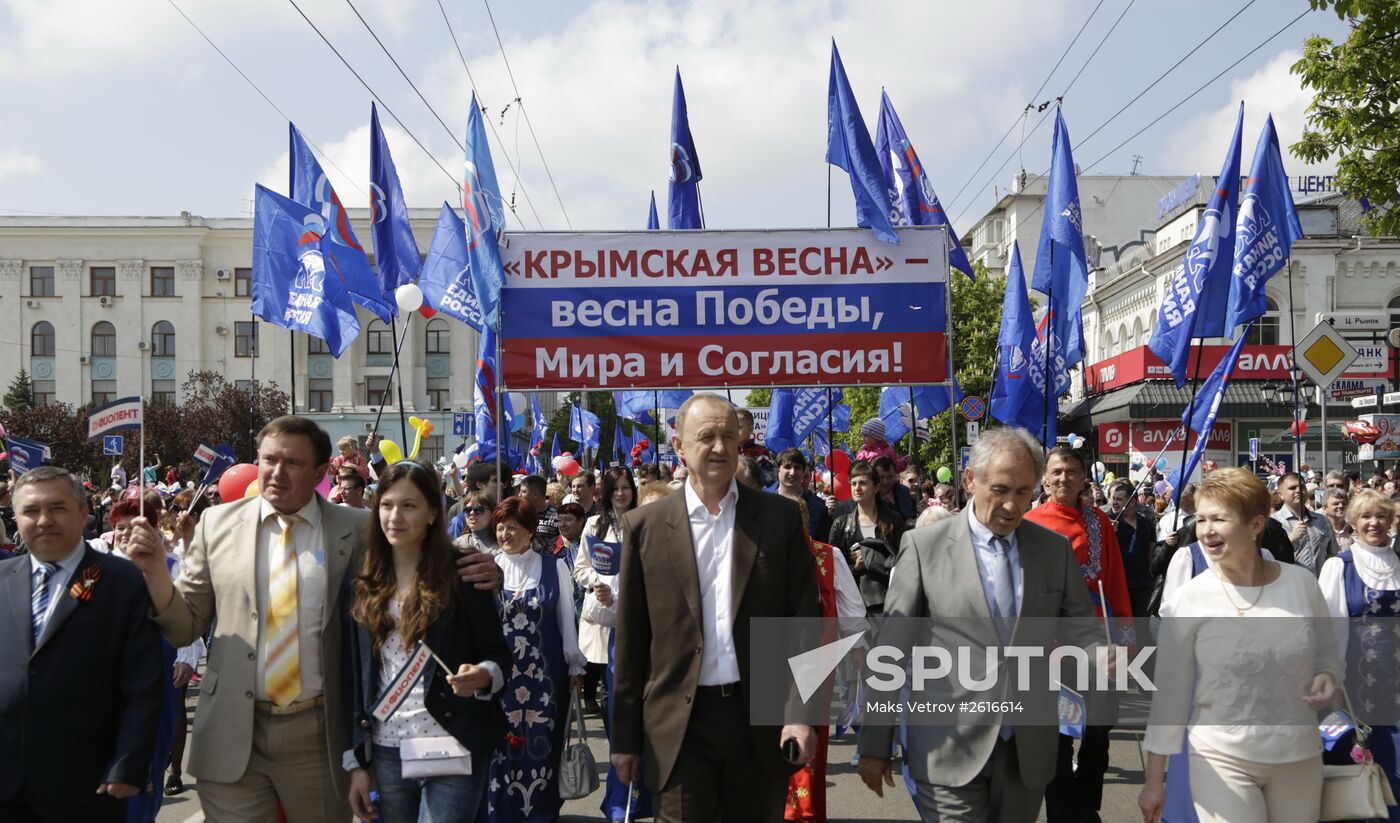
xmin=87 ymin=396 xmax=143 ymax=441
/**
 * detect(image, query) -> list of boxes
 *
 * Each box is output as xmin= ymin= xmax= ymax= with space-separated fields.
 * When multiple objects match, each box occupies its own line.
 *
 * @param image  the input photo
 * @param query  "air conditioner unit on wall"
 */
xmin=215 ymin=325 xmax=228 ymax=335
xmin=99 ymin=296 xmax=111 ymax=306
xmin=137 ymin=341 xmax=148 ymax=350
xmin=216 ymin=269 xmax=231 ymax=280
xmin=79 ymin=356 xmax=89 ymax=364
xmin=25 ymin=300 xmax=38 ymax=309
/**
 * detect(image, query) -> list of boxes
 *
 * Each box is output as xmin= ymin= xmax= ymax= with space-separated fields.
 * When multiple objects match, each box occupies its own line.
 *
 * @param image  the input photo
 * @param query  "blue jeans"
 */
xmin=371 ymin=743 xmax=487 ymax=823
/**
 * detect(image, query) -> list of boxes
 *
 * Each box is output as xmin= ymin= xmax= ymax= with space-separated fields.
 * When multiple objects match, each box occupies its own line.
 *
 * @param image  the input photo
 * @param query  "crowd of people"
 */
xmin=2 ymin=402 xmax=1399 ymax=823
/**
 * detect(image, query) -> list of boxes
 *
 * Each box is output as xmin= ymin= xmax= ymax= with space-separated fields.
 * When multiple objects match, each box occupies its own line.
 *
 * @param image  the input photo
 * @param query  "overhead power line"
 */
xmin=165 ymin=0 xmax=368 ymax=200
xmin=481 ymin=0 xmax=573 ymax=229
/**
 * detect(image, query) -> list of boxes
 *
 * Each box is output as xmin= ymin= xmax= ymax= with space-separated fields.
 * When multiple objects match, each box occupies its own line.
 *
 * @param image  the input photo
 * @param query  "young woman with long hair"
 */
xmin=828 ymin=460 xmax=904 ymax=615
xmin=343 ymin=461 xmax=509 ymax=823
xmin=573 ymin=467 xmax=637 ymax=714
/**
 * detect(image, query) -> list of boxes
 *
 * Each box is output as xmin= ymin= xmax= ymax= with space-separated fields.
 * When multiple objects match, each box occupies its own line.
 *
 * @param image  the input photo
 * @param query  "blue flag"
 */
xmin=764 ymin=389 xmax=798 ymax=453
xmin=875 ymin=91 xmax=973 ymax=280
xmin=1228 ymin=114 xmax=1303 ymax=331
xmin=530 ymin=393 xmax=546 ymax=450
xmin=418 ymin=202 xmax=483 ymax=331
xmin=668 ymin=69 xmax=704 ymax=230
xmin=1167 ymin=323 xmax=1251 ymax=500
xmin=613 ymin=419 xmax=625 ymax=465
xmin=569 ymin=403 xmax=601 ymax=450
xmin=832 ymin=401 xmax=851 ymax=433
xmin=251 ymin=185 xmax=362 ymax=357
xmin=288 ymin=123 xmax=393 ymax=321
xmin=4 ymin=435 xmax=51 ymax=475
xmin=1030 ymin=110 xmax=1088 ymax=369
xmin=826 ymin=41 xmax=898 ymax=245
xmin=647 ymin=191 xmax=660 ymax=230
xmin=879 ymin=383 xmax=957 ymax=444
xmin=992 ymin=242 xmax=1054 ymax=445
xmin=461 ymin=93 xmax=509 ymax=328
xmin=1149 ymin=104 xmax=1244 ymax=386
xmin=368 ymin=103 xmax=422 ymax=304
xmin=615 ymin=390 xmax=692 ymax=420
xmin=791 ymin=388 xmax=843 ymax=447
xmin=474 ymin=326 xmax=499 ymax=462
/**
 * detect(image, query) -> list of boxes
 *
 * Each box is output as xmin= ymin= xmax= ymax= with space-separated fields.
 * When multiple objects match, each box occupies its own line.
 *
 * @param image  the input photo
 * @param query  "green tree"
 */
xmin=741 ymin=260 xmax=1011 ymax=473
xmin=4 ymin=368 xmax=35 ymax=412
xmin=1292 ymin=0 xmax=1400 ymax=236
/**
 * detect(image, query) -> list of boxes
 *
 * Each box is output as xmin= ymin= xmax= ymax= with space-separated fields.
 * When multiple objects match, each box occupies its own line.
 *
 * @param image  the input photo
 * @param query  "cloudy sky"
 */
xmin=0 ymin=0 xmax=1346 ymax=235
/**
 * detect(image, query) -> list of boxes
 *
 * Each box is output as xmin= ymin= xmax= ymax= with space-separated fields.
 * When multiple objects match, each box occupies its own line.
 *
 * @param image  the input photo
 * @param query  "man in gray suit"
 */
xmin=856 ymin=426 xmax=1102 ymax=823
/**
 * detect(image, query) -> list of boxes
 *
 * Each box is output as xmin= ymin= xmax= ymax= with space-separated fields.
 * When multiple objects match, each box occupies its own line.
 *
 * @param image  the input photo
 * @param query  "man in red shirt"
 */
xmin=1025 ymin=447 xmax=1133 ymax=823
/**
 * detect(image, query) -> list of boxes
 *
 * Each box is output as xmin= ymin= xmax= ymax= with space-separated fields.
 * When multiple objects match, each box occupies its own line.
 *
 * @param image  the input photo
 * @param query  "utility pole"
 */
xmin=1129 ymin=154 xmax=1144 ymax=175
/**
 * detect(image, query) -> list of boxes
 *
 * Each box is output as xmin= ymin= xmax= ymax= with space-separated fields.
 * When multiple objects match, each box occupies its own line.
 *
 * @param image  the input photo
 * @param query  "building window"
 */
xmin=151 ymin=266 xmax=176 ymax=297
xmin=1389 ymin=296 xmax=1400 ymax=331
xmin=425 ymin=319 xmax=450 ymax=354
xmin=308 ymin=378 xmax=333 ymax=412
xmin=1244 ymin=297 xmax=1281 ymax=345
xmin=427 ymin=377 xmax=449 ymax=410
xmin=90 ymin=266 xmax=116 ymax=297
xmin=419 ymin=435 xmax=444 ymax=464
xmin=307 ymin=335 xmax=329 ymax=355
xmin=151 ymin=379 xmax=176 ymax=406
xmin=91 ymin=322 xmax=116 ymax=357
xmin=33 ymin=380 xmax=55 ymax=406
xmin=92 ymin=379 xmax=116 ymax=405
xmin=366 ymin=320 xmax=392 ymax=356
xmin=151 ymin=321 xmax=176 ymax=357
xmin=234 ymin=267 xmax=252 ymax=298
xmin=31 ymin=321 xmax=54 ymax=356
xmin=235 ymin=321 xmax=258 ymax=357
xmin=366 ymin=376 xmax=390 ymax=407
xmin=29 ymin=266 xmax=54 ymax=297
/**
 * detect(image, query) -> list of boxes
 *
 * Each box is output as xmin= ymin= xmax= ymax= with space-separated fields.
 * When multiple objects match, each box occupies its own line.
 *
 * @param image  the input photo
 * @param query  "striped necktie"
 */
xmin=32 ymin=562 xmax=59 ymax=645
xmin=265 ymin=515 xmax=302 ymax=706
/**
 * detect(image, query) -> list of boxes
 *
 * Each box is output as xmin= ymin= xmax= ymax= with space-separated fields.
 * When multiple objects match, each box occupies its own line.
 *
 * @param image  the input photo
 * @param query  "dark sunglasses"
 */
xmin=463 ymin=505 xmax=487 ymax=514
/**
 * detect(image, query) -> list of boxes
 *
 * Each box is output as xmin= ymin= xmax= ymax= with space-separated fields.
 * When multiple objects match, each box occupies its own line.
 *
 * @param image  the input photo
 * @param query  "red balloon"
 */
xmin=559 ymin=459 xmax=581 ymax=477
xmin=833 ymin=473 xmax=852 ymax=501
xmin=1290 ymin=420 xmax=1309 ymax=437
xmin=830 ymin=449 xmax=852 ymax=476
xmin=218 ymin=463 xmax=259 ymax=501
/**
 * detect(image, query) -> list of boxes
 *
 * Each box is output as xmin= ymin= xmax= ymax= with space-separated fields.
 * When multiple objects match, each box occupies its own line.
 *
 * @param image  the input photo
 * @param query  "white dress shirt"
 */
xmin=30 ymin=540 xmax=87 ymax=634
xmin=254 ymin=497 xmax=327 ymax=701
xmin=966 ymin=506 xmax=1023 ymax=619
xmin=684 ymin=479 xmax=741 ymax=686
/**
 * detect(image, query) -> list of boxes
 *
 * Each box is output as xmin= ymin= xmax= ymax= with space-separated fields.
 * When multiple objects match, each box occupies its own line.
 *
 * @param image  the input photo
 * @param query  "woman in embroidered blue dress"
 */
xmin=481 ymin=496 xmax=586 ymax=823
xmin=1319 ymin=489 xmax=1400 ymax=822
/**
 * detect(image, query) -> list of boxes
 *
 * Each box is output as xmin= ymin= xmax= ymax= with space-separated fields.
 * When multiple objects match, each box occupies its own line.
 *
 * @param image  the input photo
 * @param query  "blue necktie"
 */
xmin=32 ymin=563 xmax=59 ymax=645
xmin=990 ymin=537 xmax=1016 ymax=742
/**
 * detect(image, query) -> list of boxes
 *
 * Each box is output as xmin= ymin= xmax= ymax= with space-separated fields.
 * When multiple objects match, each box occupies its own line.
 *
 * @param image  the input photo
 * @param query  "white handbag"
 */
xmin=399 ymin=735 xmax=472 ymax=778
xmin=1319 ymin=688 xmax=1397 ymax=821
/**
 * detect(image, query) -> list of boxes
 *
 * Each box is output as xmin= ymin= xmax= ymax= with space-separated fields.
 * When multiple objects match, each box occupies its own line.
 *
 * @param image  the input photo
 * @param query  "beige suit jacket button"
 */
xmin=684 ymin=695 xmax=692 ymax=704
xmin=245 ymin=691 xmax=254 ymax=699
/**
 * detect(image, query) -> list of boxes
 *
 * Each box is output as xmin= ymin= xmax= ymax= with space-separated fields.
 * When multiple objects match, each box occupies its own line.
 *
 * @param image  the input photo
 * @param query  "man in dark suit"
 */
xmin=0 ymin=466 xmax=163 ymax=821
xmin=612 ymin=394 xmax=820 ymax=822
xmin=857 ymin=427 xmax=1103 ymax=823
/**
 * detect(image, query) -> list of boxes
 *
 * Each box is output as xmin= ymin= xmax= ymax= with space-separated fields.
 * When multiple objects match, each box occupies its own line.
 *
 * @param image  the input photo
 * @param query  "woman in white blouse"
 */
xmin=481 ymin=496 xmax=586 ymax=822
xmin=573 ymin=467 xmax=636 ymax=715
xmin=1139 ymin=467 xmax=1343 ymax=823
xmin=1318 ymin=489 xmax=1400 ymax=821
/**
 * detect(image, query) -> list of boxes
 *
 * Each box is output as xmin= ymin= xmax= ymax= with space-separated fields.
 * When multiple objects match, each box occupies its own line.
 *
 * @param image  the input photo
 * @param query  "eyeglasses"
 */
xmin=463 ymin=506 xmax=487 ymax=515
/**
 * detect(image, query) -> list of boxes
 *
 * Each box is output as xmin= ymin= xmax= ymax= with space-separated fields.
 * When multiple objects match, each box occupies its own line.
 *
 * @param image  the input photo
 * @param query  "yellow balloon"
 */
xmin=378 ymin=439 xmax=404 ymax=465
xmin=408 ymin=416 xmax=425 ymax=430
xmin=244 ymin=479 xmax=261 ymax=498
xmin=1104 ymin=472 xmax=1116 ymax=484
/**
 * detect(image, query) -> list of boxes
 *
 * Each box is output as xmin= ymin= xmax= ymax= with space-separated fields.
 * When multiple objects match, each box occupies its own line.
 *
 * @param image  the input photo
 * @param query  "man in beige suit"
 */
xmin=127 ymin=416 xmax=497 ymax=821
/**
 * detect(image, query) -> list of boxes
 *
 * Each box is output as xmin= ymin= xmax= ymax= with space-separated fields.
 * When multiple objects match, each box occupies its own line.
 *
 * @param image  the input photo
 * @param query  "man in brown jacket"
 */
xmin=611 ymin=394 xmax=820 ymax=822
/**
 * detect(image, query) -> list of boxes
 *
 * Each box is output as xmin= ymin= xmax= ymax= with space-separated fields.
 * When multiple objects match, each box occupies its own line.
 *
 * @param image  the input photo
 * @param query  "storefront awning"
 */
xmin=1067 ymin=381 xmax=1282 ymax=424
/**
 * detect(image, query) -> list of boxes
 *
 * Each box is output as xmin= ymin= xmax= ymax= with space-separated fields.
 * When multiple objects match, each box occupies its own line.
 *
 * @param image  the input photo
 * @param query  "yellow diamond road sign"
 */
xmin=1293 ymin=321 xmax=1359 ymax=387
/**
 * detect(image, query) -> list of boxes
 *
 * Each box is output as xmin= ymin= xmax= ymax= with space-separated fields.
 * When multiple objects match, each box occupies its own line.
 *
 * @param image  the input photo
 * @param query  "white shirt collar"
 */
xmin=684 ymin=477 xmax=739 ymax=518
xmin=966 ymin=500 xmax=1015 ymax=547
xmin=259 ymin=495 xmax=323 ymax=529
xmin=31 ymin=539 xmax=87 ymax=575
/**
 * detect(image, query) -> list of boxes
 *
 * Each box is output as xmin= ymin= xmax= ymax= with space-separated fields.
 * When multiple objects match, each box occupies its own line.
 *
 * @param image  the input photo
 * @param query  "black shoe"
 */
xmin=584 ymin=699 xmax=602 ymax=716
xmin=165 ymin=774 xmax=185 ymax=796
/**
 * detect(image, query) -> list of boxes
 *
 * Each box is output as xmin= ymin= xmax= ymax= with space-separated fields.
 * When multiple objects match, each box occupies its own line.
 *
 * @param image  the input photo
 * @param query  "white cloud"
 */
xmin=1161 ymin=49 xmax=1329 ymax=177
xmin=253 ymin=122 xmax=460 ymax=209
xmin=0 ymin=149 xmax=42 ymax=180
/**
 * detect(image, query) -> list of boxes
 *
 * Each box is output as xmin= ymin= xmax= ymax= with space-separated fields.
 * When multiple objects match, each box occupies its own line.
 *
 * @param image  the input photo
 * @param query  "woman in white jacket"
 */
xmin=572 ymin=466 xmax=636 ymax=716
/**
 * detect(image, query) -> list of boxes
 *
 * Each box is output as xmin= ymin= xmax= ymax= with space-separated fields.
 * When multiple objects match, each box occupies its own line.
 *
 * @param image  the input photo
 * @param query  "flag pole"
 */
xmin=1173 ymin=318 xmax=1209 ymax=534
xmin=1043 ymin=252 xmax=1053 ymax=452
xmin=826 ymin=388 xmax=835 ymax=466
xmin=495 ymin=320 xmax=504 ymax=494
xmin=390 ymin=315 xmax=410 ymax=449
xmin=653 ymin=391 xmax=661 ymax=472
xmin=1286 ymin=257 xmax=1302 ymax=471
xmin=139 ymin=398 xmax=146 ymax=521
xmin=288 ymin=330 xmax=296 ymax=415
xmin=946 ymin=267 xmax=961 ymax=499
xmin=987 ymin=346 xmax=1002 ymax=431
xmin=907 ymin=387 xmax=917 ymax=466
xmin=370 ymin=321 xmax=414 ymax=437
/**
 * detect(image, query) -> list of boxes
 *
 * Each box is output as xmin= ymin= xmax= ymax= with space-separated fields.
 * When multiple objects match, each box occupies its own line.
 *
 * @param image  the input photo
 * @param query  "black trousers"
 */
xmin=656 ymin=688 xmax=789 ymax=823
xmin=0 ymin=786 xmax=124 ymax=823
xmin=1043 ymin=726 xmax=1113 ymax=822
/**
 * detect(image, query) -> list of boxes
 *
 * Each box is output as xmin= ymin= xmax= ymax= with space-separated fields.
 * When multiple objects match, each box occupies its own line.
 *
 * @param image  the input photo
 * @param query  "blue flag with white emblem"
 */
xmin=288 ymin=123 xmax=393 ymax=321
xmin=1030 ymin=110 xmax=1088 ymax=370
xmin=875 ymin=91 xmax=973 ymax=280
xmin=880 ymin=382 xmax=957 ymax=445
xmin=569 ymin=403 xmax=601 ymax=450
xmin=1167 ymin=323 xmax=1251 ymax=501
xmin=368 ymin=103 xmax=422 ymax=304
xmin=669 ymin=70 xmax=704 ymax=230
xmin=992 ymin=242 xmax=1053 ymax=444
xmin=647 ymin=191 xmax=660 ymax=230
xmin=826 ymin=41 xmax=898 ymax=245
xmin=1149 ymin=104 xmax=1244 ymax=386
xmin=473 ymin=326 xmax=499 ymax=462
xmin=1227 ymin=114 xmax=1303 ymax=331
xmin=418 ymin=202 xmax=483 ymax=331
xmin=251 ymin=185 xmax=361 ymax=358
xmin=461 ymin=93 xmax=509 ymax=328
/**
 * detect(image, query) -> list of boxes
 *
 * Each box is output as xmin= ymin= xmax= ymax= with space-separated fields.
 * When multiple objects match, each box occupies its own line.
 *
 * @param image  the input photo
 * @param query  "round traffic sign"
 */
xmin=960 ymin=395 xmax=985 ymax=422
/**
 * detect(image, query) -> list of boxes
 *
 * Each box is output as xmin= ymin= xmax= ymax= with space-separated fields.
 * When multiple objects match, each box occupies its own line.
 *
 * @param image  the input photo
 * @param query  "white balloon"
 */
xmin=395 ymin=283 xmax=424 ymax=313
xmin=452 ymin=452 xmax=471 ymax=470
